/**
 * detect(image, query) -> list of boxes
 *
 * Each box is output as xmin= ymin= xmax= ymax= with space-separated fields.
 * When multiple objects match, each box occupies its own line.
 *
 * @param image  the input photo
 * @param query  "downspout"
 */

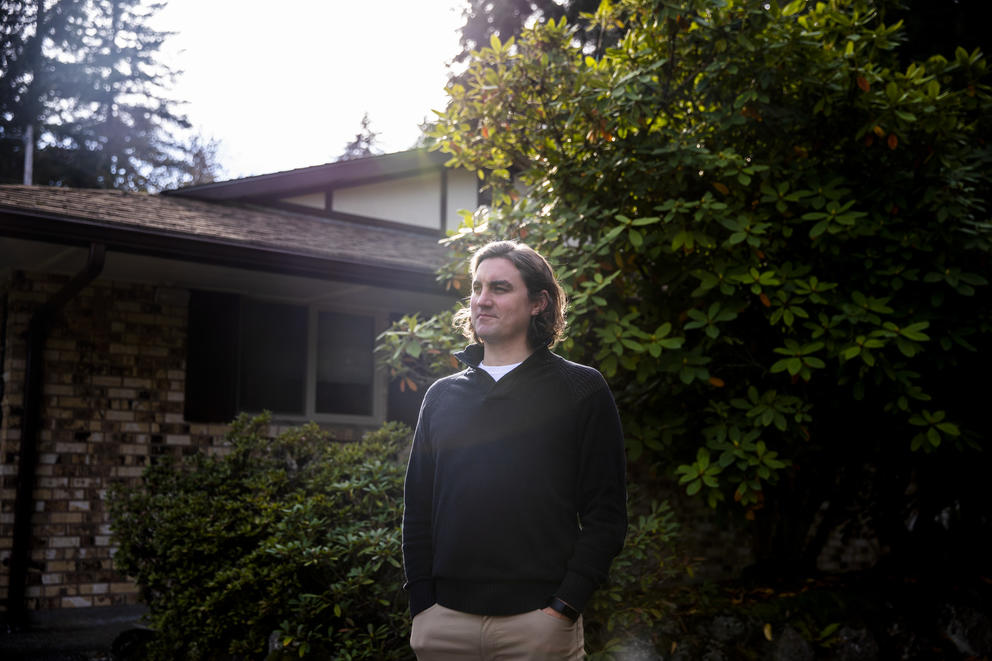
xmin=7 ymin=243 xmax=106 ymax=628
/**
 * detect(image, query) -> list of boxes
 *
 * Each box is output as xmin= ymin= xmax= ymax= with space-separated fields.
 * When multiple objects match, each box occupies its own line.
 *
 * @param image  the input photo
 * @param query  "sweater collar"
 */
xmin=454 ymin=343 xmax=552 ymax=371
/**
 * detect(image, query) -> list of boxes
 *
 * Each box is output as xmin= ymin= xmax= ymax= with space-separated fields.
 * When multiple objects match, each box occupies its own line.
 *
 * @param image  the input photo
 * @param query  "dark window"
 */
xmin=238 ymin=300 xmax=308 ymax=415
xmin=185 ymin=290 xmax=378 ymax=422
xmin=315 ymin=311 xmax=374 ymax=416
xmin=185 ymin=291 xmax=239 ymax=423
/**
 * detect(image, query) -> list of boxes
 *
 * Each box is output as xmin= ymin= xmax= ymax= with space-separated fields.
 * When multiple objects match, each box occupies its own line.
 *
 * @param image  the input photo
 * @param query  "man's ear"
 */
xmin=532 ymin=290 xmax=549 ymax=315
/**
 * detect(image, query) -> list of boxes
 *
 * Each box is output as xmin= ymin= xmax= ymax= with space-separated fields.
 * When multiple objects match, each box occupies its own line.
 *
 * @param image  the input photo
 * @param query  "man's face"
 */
xmin=471 ymin=257 xmax=542 ymax=349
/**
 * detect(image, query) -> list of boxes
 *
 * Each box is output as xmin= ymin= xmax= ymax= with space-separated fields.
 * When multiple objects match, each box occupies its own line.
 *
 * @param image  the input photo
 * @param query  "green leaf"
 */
xmin=782 ymin=0 xmax=805 ymax=16
xmin=629 ymin=228 xmax=644 ymax=248
xmin=936 ymin=422 xmax=959 ymax=436
xmin=900 ymin=322 xmax=930 ymax=341
xmin=770 ymin=358 xmax=792 ymax=373
xmin=696 ymin=448 xmax=711 ymax=470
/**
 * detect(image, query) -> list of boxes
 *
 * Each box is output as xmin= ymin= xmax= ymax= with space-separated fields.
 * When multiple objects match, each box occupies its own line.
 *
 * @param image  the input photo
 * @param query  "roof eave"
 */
xmin=0 ymin=209 xmax=447 ymax=295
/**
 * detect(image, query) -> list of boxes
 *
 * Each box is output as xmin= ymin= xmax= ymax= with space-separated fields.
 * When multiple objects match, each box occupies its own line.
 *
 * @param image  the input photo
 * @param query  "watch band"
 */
xmin=548 ymin=596 xmax=579 ymax=621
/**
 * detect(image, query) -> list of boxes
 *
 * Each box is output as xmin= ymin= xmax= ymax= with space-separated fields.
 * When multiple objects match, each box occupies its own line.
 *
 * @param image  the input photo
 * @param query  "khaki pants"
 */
xmin=410 ymin=603 xmax=585 ymax=660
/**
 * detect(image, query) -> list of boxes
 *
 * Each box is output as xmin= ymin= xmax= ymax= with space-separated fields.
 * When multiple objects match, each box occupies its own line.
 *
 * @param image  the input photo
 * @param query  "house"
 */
xmin=0 ymin=150 xmax=474 ymax=627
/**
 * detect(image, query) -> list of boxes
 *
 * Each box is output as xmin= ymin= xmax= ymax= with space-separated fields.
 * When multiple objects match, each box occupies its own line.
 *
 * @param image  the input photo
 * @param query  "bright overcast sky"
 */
xmin=155 ymin=0 xmax=467 ymax=179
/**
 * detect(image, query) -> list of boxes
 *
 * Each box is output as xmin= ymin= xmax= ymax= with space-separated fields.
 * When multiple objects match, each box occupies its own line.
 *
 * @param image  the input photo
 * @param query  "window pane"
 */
xmin=315 ymin=311 xmax=374 ymax=416
xmin=185 ymin=290 xmax=239 ymax=423
xmin=239 ymin=300 xmax=307 ymax=415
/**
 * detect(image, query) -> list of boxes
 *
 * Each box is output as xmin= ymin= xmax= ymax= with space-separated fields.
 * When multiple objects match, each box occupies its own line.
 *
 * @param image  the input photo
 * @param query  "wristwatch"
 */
xmin=547 ymin=596 xmax=579 ymax=621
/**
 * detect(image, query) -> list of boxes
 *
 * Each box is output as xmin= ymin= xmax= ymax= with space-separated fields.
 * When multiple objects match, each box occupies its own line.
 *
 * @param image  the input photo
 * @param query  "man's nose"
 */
xmin=474 ymin=288 xmax=493 ymax=306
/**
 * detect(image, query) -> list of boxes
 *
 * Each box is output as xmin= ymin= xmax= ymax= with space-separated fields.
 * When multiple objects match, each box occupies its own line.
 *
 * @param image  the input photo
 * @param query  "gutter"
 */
xmin=0 ymin=210 xmax=446 ymax=295
xmin=6 ymin=243 xmax=106 ymax=628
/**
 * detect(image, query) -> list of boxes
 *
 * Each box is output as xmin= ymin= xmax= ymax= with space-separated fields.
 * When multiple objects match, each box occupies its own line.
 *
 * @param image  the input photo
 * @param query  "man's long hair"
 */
xmin=454 ymin=240 xmax=567 ymax=349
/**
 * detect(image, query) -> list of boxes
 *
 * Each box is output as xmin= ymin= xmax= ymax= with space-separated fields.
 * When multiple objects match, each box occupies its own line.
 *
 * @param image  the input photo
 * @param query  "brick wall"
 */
xmin=0 ymin=270 xmax=206 ymax=611
xmin=0 ymin=270 xmax=378 ymax=615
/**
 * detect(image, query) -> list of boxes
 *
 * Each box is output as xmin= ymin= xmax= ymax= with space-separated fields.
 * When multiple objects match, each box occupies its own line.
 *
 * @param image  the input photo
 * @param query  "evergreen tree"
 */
xmin=179 ymin=132 xmax=222 ymax=186
xmin=79 ymin=0 xmax=189 ymax=190
xmin=0 ymin=0 xmax=90 ymax=184
xmin=1 ymin=0 xmax=193 ymax=190
xmin=337 ymin=112 xmax=382 ymax=161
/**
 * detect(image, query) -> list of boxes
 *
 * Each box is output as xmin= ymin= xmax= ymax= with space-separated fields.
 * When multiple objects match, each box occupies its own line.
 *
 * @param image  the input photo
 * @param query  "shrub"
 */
xmin=584 ymin=491 xmax=691 ymax=659
xmin=108 ymin=415 xmax=411 ymax=660
xmin=381 ymin=0 xmax=992 ymax=573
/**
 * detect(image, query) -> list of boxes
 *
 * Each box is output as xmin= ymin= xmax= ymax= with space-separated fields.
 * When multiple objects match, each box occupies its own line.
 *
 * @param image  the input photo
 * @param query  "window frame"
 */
xmin=303 ymin=303 xmax=386 ymax=425
xmin=238 ymin=296 xmax=387 ymax=425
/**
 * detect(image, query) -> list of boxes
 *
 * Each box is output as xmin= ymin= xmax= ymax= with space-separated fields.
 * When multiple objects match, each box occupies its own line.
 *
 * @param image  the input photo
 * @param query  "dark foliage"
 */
xmin=382 ymin=0 xmax=992 ymax=581
xmin=108 ymin=415 xmax=412 ymax=660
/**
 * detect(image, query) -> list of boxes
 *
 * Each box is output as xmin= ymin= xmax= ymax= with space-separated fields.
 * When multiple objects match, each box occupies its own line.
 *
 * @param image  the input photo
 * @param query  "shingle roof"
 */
xmin=0 ymin=185 xmax=449 ymax=286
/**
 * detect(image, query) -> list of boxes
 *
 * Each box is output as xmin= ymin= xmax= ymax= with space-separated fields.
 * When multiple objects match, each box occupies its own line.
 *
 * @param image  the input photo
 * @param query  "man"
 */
xmin=403 ymin=240 xmax=627 ymax=660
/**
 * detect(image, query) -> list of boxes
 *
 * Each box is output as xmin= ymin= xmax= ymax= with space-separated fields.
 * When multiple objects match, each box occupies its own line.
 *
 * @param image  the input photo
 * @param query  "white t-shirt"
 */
xmin=478 ymin=361 xmax=523 ymax=382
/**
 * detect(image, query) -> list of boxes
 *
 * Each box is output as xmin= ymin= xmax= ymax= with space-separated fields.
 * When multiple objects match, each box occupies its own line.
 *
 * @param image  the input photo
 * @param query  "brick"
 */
xmin=122 ymin=423 xmax=151 ymax=435
xmin=109 ymin=582 xmax=137 ymax=595
xmin=62 ymin=596 xmax=93 ymax=608
xmin=108 ymin=388 xmax=137 ymax=399
xmin=81 ymin=582 xmax=109 ymax=595
xmin=49 ymin=512 xmax=83 ymax=523
xmin=38 ymin=477 xmax=69 ymax=489
xmin=49 ymin=536 xmax=80 ymax=549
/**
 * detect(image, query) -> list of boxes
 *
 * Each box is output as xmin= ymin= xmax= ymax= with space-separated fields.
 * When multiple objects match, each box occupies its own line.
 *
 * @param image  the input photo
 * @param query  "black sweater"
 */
xmin=402 ymin=344 xmax=627 ymax=618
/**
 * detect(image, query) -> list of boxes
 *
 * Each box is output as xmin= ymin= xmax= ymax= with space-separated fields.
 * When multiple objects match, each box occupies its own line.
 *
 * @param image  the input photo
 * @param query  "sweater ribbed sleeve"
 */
xmin=401 ymin=379 xmax=447 ymax=617
xmin=554 ymin=366 xmax=627 ymax=612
